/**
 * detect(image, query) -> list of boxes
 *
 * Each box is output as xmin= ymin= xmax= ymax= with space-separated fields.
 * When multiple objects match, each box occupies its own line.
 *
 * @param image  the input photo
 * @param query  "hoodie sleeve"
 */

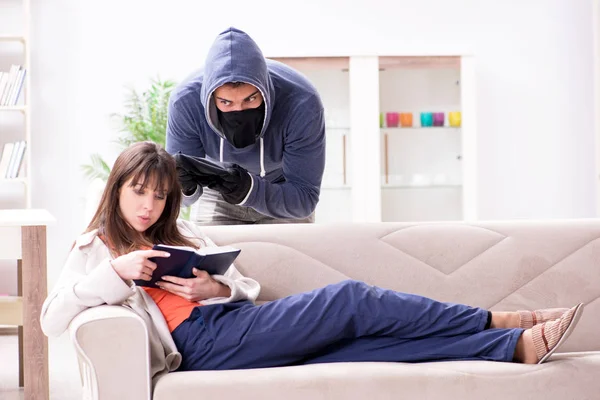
xmin=240 ymin=108 xmax=325 ymax=219
xmin=181 ymin=186 xmax=202 ymax=208
xmin=166 ymin=96 xmax=207 ymax=207
xmin=40 ymin=242 xmax=136 ymax=337
xmin=166 ymin=96 xmax=206 ymax=159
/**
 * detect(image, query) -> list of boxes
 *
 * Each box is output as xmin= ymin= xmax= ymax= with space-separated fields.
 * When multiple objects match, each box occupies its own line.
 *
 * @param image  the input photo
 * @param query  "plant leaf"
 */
xmin=83 ymin=77 xmax=177 ymax=181
xmin=81 ymin=153 xmax=111 ymax=182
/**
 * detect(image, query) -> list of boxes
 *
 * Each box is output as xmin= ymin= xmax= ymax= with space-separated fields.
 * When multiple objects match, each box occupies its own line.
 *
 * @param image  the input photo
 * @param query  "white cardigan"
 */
xmin=40 ymin=219 xmax=260 ymax=385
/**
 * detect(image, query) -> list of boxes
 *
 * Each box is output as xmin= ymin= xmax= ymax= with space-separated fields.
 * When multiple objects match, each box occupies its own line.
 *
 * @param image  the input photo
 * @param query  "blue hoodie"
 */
xmin=166 ymin=27 xmax=325 ymax=219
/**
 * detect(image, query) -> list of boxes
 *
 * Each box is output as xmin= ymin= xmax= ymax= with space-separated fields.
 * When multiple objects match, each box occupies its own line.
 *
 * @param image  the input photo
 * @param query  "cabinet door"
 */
xmin=379 ymin=56 xmax=465 ymax=222
xmin=270 ymin=57 xmax=353 ymax=223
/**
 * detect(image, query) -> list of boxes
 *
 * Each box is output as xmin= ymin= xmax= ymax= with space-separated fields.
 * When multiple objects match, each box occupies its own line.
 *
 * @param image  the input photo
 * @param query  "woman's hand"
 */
xmin=110 ymin=249 xmax=171 ymax=282
xmin=157 ymin=268 xmax=231 ymax=302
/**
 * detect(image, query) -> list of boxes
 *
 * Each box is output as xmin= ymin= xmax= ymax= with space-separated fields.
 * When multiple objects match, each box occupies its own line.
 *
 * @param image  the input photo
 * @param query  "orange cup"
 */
xmin=399 ymin=113 xmax=413 ymax=127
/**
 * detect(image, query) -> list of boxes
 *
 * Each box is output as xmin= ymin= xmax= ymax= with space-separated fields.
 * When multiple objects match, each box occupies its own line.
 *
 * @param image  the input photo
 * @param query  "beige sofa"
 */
xmin=68 ymin=219 xmax=600 ymax=400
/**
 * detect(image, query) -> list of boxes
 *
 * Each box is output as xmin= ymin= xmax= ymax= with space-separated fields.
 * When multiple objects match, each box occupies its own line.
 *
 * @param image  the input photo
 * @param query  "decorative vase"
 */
xmin=386 ymin=112 xmax=399 ymax=128
xmin=399 ymin=113 xmax=413 ymax=127
xmin=449 ymin=111 xmax=461 ymax=127
xmin=420 ymin=112 xmax=433 ymax=127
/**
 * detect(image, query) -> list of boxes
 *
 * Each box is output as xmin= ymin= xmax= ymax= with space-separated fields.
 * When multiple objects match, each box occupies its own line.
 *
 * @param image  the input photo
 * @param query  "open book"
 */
xmin=133 ymin=244 xmax=241 ymax=287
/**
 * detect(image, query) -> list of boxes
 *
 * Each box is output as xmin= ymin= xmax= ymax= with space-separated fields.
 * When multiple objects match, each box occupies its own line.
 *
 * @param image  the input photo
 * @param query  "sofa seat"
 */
xmin=153 ymin=353 xmax=600 ymax=400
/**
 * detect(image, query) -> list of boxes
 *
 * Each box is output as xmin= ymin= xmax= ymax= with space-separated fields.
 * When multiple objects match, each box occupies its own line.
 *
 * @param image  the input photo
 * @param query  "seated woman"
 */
xmin=41 ymin=141 xmax=584 ymax=381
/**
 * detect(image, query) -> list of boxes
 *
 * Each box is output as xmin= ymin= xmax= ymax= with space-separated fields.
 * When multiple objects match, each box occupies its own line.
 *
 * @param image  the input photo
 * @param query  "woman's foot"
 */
xmin=531 ymin=303 xmax=584 ymax=364
xmin=514 ymin=329 xmax=538 ymax=364
xmin=517 ymin=307 xmax=570 ymax=329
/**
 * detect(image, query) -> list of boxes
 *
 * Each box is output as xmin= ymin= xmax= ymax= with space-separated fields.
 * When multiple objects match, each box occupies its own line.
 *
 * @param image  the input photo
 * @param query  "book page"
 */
xmin=155 ymin=244 xmax=197 ymax=252
xmin=197 ymin=245 xmax=240 ymax=255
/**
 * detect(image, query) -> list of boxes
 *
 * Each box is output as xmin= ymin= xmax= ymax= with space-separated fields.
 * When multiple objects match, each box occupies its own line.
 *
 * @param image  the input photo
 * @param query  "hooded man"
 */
xmin=166 ymin=27 xmax=326 ymax=225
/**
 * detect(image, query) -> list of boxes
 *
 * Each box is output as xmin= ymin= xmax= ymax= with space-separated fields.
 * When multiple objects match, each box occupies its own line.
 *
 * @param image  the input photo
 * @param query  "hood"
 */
xmin=200 ymin=27 xmax=274 ymax=140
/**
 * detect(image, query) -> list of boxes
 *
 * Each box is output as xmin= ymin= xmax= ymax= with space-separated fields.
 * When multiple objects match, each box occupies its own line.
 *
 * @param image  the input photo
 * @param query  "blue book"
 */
xmin=133 ymin=244 xmax=241 ymax=287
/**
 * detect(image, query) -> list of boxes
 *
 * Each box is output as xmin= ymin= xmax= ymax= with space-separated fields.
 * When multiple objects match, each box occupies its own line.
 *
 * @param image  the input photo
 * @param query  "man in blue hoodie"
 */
xmin=166 ymin=27 xmax=326 ymax=225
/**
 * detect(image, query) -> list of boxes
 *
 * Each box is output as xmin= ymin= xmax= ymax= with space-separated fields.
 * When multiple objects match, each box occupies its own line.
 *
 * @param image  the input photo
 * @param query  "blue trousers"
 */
xmin=171 ymin=280 xmax=523 ymax=371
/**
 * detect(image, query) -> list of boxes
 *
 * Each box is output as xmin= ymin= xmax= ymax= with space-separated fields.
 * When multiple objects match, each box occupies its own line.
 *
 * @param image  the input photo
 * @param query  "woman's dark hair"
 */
xmin=85 ymin=141 xmax=198 ymax=255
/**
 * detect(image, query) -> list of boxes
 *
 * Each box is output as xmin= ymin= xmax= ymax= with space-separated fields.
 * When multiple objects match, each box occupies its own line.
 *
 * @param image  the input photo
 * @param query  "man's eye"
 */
xmin=246 ymin=96 xmax=256 ymax=102
xmin=220 ymin=100 xmax=230 ymax=105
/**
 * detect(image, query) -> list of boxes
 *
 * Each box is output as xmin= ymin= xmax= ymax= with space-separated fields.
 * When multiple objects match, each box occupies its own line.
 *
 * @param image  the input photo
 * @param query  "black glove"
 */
xmin=177 ymin=165 xmax=203 ymax=196
xmin=173 ymin=152 xmax=231 ymax=196
xmin=208 ymin=164 xmax=252 ymax=205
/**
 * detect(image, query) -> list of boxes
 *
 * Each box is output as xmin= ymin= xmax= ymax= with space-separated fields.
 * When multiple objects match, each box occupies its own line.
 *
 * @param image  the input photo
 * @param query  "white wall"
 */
xmin=2 ymin=0 xmax=593 ymax=289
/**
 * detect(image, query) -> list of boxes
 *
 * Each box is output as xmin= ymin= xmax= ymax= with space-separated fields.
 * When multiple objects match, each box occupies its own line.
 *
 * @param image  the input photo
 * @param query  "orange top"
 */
xmin=99 ymin=235 xmax=198 ymax=332
xmin=141 ymin=287 xmax=198 ymax=332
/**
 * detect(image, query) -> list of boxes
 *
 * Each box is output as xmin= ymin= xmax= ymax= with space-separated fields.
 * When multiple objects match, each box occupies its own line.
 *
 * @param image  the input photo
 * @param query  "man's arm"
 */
xmin=241 ymin=108 xmax=326 ymax=219
xmin=165 ymin=96 xmax=206 ymax=157
xmin=165 ymin=96 xmax=206 ymax=205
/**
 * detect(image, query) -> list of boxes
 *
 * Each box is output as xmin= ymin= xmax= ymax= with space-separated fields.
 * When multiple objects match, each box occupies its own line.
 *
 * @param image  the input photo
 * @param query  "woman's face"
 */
xmin=118 ymin=175 xmax=167 ymax=232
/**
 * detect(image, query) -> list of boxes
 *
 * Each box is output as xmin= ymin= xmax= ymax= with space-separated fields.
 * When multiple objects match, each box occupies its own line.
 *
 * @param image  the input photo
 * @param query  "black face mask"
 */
xmin=217 ymin=102 xmax=265 ymax=148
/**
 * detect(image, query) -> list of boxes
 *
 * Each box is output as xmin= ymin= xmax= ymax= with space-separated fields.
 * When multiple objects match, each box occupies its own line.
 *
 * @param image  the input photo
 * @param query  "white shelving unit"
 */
xmin=0 ymin=0 xmax=31 ymax=209
xmin=271 ymin=55 xmax=477 ymax=224
xmin=0 ymin=2 xmax=31 ymax=367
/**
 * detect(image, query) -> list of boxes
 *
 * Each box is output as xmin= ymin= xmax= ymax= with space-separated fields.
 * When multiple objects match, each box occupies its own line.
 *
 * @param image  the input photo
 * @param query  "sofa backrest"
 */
xmin=202 ymin=219 xmax=600 ymax=352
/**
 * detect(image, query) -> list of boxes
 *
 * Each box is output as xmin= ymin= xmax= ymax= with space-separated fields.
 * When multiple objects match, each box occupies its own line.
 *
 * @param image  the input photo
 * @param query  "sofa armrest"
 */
xmin=69 ymin=305 xmax=152 ymax=400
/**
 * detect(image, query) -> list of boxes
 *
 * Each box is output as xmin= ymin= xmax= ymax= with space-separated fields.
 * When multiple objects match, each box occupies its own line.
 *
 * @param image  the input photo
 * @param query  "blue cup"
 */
xmin=420 ymin=112 xmax=433 ymax=127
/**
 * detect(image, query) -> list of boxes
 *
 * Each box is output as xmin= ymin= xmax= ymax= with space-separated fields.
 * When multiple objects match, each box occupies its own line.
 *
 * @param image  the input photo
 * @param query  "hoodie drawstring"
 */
xmin=259 ymin=137 xmax=265 ymax=178
xmin=220 ymin=137 xmax=265 ymax=178
xmin=220 ymin=138 xmax=224 ymax=162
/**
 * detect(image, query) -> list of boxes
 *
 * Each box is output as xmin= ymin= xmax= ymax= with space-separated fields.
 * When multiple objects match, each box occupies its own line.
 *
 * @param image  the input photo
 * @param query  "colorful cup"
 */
xmin=433 ymin=112 xmax=445 ymax=127
xmin=386 ymin=112 xmax=399 ymax=128
xmin=420 ymin=112 xmax=433 ymax=127
xmin=399 ymin=113 xmax=413 ymax=127
xmin=449 ymin=111 xmax=461 ymax=127
xmin=379 ymin=112 xmax=384 ymax=128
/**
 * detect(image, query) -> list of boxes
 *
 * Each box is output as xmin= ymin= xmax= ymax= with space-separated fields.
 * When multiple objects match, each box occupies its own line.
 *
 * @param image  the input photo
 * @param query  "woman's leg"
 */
xmin=301 ymin=328 xmax=524 ymax=365
xmin=299 ymin=303 xmax=582 ymax=366
xmin=173 ymin=280 xmax=493 ymax=370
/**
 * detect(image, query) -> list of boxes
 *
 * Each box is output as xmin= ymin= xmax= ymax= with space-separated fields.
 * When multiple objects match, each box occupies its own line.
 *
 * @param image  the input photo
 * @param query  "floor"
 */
xmin=0 ymin=332 xmax=82 ymax=400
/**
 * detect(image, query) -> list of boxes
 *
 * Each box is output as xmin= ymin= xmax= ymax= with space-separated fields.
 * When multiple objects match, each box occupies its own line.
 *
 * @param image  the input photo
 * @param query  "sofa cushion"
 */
xmin=202 ymin=221 xmax=600 ymax=353
xmin=153 ymin=352 xmax=600 ymax=400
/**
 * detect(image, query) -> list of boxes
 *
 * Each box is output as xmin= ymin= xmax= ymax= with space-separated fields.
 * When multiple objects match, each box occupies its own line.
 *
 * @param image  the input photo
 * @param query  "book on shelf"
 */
xmin=0 ymin=65 xmax=26 ymax=107
xmin=0 ymin=140 xmax=26 ymax=179
xmin=133 ymin=244 xmax=241 ymax=287
xmin=0 ymin=143 xmax=14 ymax=178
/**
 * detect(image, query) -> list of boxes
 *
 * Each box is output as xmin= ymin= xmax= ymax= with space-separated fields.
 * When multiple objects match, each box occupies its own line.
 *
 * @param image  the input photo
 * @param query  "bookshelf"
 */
xmin=0 ymin=0 xmax=31 ymax=208
xmin=0 ymin=0 xmax=31 ymax=389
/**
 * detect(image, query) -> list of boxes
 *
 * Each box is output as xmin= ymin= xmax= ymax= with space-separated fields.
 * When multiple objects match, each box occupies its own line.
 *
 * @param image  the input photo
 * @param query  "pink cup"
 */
xmin=386 ymin=112 xmax=399 ymax=127
xmin=433 ymin=113 xmax=445 ymax=127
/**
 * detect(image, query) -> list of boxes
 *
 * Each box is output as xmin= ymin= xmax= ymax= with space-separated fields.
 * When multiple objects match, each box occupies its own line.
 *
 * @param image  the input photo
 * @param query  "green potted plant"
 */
xmin=82 ymin=77 xmax=191 ymax=220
